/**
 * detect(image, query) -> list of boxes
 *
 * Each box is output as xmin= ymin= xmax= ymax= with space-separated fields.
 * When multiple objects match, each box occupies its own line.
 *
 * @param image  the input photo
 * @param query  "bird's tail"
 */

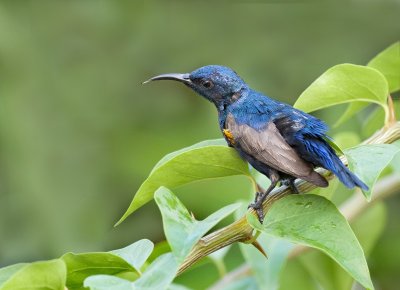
xmin=331 ymin=157 xmax=368 ymax=190
xmin=308 ymin=139 xmax=368 ymax=191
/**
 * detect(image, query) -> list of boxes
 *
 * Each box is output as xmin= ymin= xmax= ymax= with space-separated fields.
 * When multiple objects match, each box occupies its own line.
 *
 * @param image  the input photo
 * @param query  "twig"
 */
xmin=386 ymin=95 xmax=397 ymax=127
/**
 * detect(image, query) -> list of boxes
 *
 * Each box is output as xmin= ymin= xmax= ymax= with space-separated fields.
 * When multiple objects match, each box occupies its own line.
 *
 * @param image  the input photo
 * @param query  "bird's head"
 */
xmin=144 ymin=65 xmax=248 ymax=110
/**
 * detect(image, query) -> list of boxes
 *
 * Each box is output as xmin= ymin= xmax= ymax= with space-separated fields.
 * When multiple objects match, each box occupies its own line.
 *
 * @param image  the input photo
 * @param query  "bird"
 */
xmin=143 ymin=65 xmax=368 ymax=222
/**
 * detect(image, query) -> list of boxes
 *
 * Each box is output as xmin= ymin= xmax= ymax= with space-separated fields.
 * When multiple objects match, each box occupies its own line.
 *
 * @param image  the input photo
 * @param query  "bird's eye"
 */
xmin=202 ymin=80 xmax=214 ymax=89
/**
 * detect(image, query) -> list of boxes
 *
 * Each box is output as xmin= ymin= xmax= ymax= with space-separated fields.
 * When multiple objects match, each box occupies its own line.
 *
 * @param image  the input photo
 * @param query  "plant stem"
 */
xmin=213 ymin=259 xmax=228 ymax=277
xmin=177 ymin=121 xmax=400 ymax=276
xmin=385 ymin=95 xmax=397 ymax=127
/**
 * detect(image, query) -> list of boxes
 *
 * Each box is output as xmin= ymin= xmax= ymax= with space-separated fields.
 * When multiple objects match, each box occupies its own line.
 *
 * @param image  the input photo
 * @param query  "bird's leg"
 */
xmin=289 ymin=179 xmax=299 ymax=194
xmin=248 ymin=179 xmax=279 ymax=223
xmin=252 ymin=191 xmax=261 ymax=203
xmin=281 ymin=178 xmax=299 ymax=194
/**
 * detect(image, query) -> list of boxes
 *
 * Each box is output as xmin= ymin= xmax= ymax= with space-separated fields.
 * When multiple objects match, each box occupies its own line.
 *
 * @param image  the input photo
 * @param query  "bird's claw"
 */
xmin=248 ymin=202 xmax=264 ymax=223
xmin=281 ymin=179 xmax=300 ymax=194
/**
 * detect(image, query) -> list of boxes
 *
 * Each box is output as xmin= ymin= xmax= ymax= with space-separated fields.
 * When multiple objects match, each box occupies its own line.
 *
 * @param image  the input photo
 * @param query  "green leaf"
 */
xmin=323 ymin=136 xmax=345 ymax=156
xmin=168 ymin=284 xmax=193 ymax=290
xmin=332 ymin=132 xmax=361 ymax=150
xmin=62 ymin=252 xmax=135 ymax=290
xmin=309 ymin=178 xmax=339 ymax=201
xmin=299 ymin=250 xmax=344 ymax=290
xmin=84 ymin=253 xmax=179 ymax=290
xmin=247 ymin=194 xmax=374 ymax=290
xmin=208 ymin=246 xmax=231 ymax=277
xmin=0 ymin=259 xmax=66 ymax=290
xmin=391 ymin=141 xmax=400 ymax=172
xmin=0 ymin=264 xmax=27 ymax=287
xmin=219 ymin=277 xmax=259 ymax=290
xmin=368 ymin=41 xmax=400 ymax=93
xmin=111 ymin=239 xmax=154 ymax=273
xmin=239 ymin=234 xmax=293 ymax=290
xmin=345 ymin=144 xmax=400 ymax=200
xmin=148 ymin=241 xmax=171 ymax=263
xmin=279 ymin=259 xmax=320 ymax=290
xmin=132 ymin=253 xmax=178 ymax=290
xmin=355 ymin=202 xmax=387 ymax=255
xmin=117 ymin=139 xmax=250 ymax=225
xmin=84 ymin=275 xmax=132 ymax=290
xmin=151 ymin=139 xmax=227 ymax=172
xmin=334 ymin=102 xmax=369 ymax=127
xmin=154 ymin=186 xmax=240 ymax=262
xmin=298 ymin=201 xmax=386 ymax=290
xmin=294 ymin=64 xmax=389 ymax=114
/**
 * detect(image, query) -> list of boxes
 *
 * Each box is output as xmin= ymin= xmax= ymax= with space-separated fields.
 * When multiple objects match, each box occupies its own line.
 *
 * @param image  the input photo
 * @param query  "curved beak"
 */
xmin=143 ymin=73 xmax=191 ymax=85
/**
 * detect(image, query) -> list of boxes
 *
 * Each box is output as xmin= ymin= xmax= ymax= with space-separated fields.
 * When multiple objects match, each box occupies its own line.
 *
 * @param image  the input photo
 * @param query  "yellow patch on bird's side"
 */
xmin=223 ymin=129 xmax=235 ymax=144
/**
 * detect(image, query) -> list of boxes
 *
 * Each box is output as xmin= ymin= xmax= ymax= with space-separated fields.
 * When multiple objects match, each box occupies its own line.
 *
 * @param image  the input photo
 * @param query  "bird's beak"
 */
xmin=142 ymin=73 xmax=191 ymax=85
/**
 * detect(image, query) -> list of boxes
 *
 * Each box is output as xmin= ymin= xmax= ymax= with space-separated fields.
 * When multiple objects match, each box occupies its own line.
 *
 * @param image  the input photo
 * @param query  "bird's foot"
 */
xmin=291 ymin=183 xmax=300 ymax=194
xmin=281 ymin=179 xmax=299 ymax=194
xmin=248 ymin=200 xmax=265 ymax=223
xmin=249 ymin=181 xmax=277 ymax=223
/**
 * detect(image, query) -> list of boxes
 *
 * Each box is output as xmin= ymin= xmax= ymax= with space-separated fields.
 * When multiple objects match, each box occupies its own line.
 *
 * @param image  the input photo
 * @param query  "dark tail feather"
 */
xmin=304 ymin=171 xmax=329 ymax=188
xmin=304 ymin=139 xmax=368 ymax=191
xmin=333 ymin=159 xmax=369 ymax=191
xmin=322 ymin=144 xmax=368 ymax=191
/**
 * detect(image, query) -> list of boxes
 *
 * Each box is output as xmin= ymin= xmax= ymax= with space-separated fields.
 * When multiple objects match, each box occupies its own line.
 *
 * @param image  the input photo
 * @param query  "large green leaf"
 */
xmin=391 ymin=141 xmax=400 ymax=173
xmin=117 ymin=139 xmax=249 ymax=225
xmin=279 ymin=259 xmax=320 ymax=290
xmin=345 ymin=144 xmax=400 ymax=200
xmin=0 ymin=264 xmax=27 ymax=287
xmin=334 ymin=102 xmax=369 ymax=127
xmin=332 ymin=132 xmax=361 ymax=150
xmin=168 ymin=284 xmax=192 ymax=290
xmin=62 ymin=252 xmax=135 ymax=290
xmin=155 ymin=186 xmax=240 ymax=262
xmin=111 ymin=239 xmax=154 ymax=273
xmin=298 ymin=202 xmax=386 ymax=290
xmin=84 ymin=253 xmax=178 ymax=290
xmin=247 ymin=194 xmax=373 ymax=290
xmin=0 ymin=259 xmax=66 ymax=290
xmin=84 ymin=275 xmax=132 ymax=290
xmin=294 ymin=64 xmax=389 ymax=115
xmin=148 ymin=241 xmax=171 ymax=263
xmin=334 ymin=42 xmax=400 ymax=125
xmin=132 ymin=253 xmax=178 ymax=290
xmin=151 ymin=139 xmax=226 ymax=172
xmin=368 ymin=41 xmax=400 ymax=93
xmin=220 ymin=277 xmax=258 ymax=290
xmin=208 ymin=246 xmax=231 ymax=277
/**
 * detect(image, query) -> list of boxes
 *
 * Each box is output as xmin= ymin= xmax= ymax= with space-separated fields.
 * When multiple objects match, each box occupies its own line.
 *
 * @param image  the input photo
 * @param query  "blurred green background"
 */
xmin=0 ymin=0 xmax=399 ymax=289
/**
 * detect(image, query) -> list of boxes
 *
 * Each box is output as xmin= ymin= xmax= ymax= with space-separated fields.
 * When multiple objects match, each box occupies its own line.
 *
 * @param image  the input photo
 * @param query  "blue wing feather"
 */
xmin=273 ymin=109 xmax=368 ymax=190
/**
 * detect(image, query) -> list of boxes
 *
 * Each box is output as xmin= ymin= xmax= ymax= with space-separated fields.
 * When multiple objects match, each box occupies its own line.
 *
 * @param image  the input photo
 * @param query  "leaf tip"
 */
xmin=115 ymin=210 xmax=132 ymax=227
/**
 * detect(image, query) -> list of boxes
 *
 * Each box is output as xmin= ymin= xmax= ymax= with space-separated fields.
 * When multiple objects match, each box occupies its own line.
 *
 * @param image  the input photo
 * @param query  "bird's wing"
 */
xmin=273 ymin=114 xmax=330 ymax=164
xmin=225 ymin=113 xmax=314 ymax=178
xmin=273 ymin=110 xmax=328 ymax=140
xmin=225 ymin=113 xmax=328 ymax=187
